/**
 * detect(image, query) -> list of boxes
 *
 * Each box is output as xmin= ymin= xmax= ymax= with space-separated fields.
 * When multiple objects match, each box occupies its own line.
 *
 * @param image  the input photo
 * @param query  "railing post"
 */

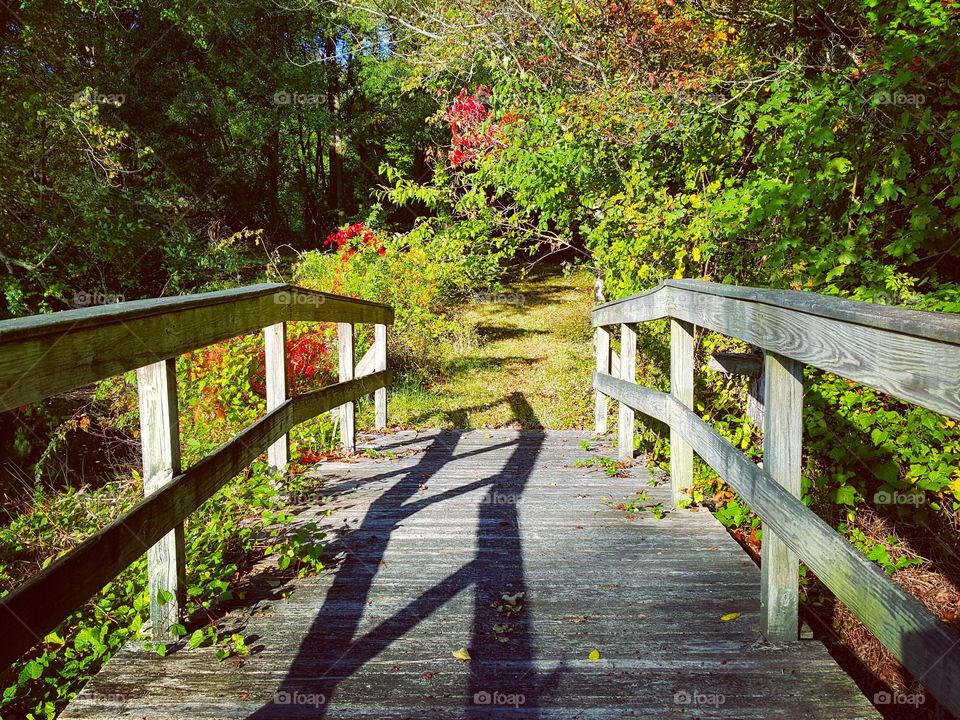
xmin=136 ymin=358 xmax=184 ymax=642
xmin=618 ymin=323 xmax=637 ymax=460
xmin=594 ymin=326 xmax=611 ymax=433
xmin=374 ymin=323 xmax=388 ymax=429
xmin=338 ymin=322 xmax=355 ymax=452
xmin=760 ymin=351 xmax=803 ymax=642
xmin=264 ymin=322 xmax=288 ymax=472
xmin=670 ymin=319 xmax=695 ymax=507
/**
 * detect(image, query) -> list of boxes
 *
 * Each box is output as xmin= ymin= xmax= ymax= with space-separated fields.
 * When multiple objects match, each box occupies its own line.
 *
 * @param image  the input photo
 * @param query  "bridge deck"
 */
xmin=63 ymin=430 xmax=878 ymax=719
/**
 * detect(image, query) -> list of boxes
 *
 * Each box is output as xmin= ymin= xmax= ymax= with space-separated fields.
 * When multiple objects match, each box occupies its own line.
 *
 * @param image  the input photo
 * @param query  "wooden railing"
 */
xmin=592 ymin=279 xmax=960 ymax=716
xmin=0 ymin=284 xmax=394 ymax=668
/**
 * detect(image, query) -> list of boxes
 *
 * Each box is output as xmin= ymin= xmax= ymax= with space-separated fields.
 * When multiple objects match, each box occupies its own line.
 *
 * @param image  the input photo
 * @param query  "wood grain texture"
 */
xmin=596 ymin=373 xmax=960 ymax=716
xmin=707 ymin=352 xmax=763 ymax=378
xmin=374 ymin=324 xmax=387 ymax=430
xmin=593 ymin=326 xmax=611 ymax=434
xmin=0 ymin=371 xmax=391 ymax=669
xmin=618 ymin=324 xmax=637 ymax=460
xmin=338 ymin=323 xmax=355 ymax=453
xmin=759 ymin=352 xmax=802 ymax=643
xmin=670 ymin=319 xmax=694 ymax=507
xmin=137 ymin=359 xmax=185 ymax=642
xmin=265 ymin=322 xmax=289 ymax=472
xmin=591 ymin=282 xmax=960 ymax=419
xmin=62 ymin=430 xmax=877 ymax=720
xmin=0 ymin=285 xmax=393 ymax=412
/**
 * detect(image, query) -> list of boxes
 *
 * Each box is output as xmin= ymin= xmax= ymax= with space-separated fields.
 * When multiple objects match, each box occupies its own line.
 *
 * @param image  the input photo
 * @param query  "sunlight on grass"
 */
xmin=388 ymin=265 xmax=596 ymax=430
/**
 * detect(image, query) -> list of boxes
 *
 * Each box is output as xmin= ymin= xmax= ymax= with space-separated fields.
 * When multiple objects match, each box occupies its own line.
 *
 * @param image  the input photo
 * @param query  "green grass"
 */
xmin=388 ymin=265 xmax=596 ymax=429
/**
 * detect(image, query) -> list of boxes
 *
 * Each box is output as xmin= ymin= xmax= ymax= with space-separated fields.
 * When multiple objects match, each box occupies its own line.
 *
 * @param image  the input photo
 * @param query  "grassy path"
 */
xmin=389 ymin=265 xmax=597 ymax=429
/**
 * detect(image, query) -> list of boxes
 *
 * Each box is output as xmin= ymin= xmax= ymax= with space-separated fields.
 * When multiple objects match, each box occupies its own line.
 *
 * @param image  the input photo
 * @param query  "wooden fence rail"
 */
xmin=0 ymin=285 xmax=394 ymax=669
xmin=592 ymin=279 xmax=960 ymax=716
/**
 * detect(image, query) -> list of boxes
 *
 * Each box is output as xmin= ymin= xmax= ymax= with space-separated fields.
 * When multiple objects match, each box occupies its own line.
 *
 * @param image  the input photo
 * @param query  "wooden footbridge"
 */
xmin=1 ymin=281 xmax=959 ymax=718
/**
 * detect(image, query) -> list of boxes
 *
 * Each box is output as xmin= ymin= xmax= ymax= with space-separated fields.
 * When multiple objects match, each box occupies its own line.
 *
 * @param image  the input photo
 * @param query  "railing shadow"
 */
xmin=247 ymin=392 xmax=552 ymax=718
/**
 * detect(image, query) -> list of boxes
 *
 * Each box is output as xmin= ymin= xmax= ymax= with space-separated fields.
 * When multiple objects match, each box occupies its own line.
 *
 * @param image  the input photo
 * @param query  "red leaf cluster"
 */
xmin=324 ymin=222 xmax=386 ymax=261
xmin=444 ymin=86 xmax=505 ymax=167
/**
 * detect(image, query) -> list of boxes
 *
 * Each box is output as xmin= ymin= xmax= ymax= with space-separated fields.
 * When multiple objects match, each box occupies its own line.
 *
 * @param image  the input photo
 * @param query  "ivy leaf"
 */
xmin=189 ymin=629 xmax=204 ymax=649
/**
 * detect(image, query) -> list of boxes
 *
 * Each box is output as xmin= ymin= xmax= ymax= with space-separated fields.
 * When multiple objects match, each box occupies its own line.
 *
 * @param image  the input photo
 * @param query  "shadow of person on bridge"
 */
xmin=246 ymin=392 xmax=558 ymax=719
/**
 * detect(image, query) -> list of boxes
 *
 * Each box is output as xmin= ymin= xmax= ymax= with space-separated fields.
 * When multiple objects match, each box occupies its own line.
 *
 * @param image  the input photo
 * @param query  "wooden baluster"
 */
xmin=618 ymin=324 xmax=637 ymax=460
xmin=670 ymin=320 xmax=695 ymax=507
xmin=594 ymin=326 xmax=611 ymax=434
xmin=264 ymin=322 xmax=288 ymax=472
xmin=338 ymin=322 xmax=355 ymax=452
xmin=760 ymin=351 xmax=803 ymax=642
xmin=374 ymin=323 xmax=388 ymax=430
xmin=137 ymin=358 xmax=184 ymax=641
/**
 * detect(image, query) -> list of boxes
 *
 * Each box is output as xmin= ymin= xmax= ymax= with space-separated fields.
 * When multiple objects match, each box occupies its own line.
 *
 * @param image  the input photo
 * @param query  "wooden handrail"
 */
xmin=0 ymin=283 xmax=393 ymax=413
xmin=591 ymin=280 xmax=960 ymax=716
xmin=0 ymin=286 xmax=394 ymax=669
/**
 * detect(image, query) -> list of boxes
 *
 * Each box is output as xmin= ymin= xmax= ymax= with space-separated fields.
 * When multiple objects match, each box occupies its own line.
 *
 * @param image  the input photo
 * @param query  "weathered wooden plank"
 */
xmin=668 ymin=287 xmax=960 ymax=420
xmin=337 ymin=323 xmax=355 ymax=453
xmin=593 ymin=326 xmax=611 ymax=434
xmin=61 ymin=430 xmax=877 ymax=720
xmin=264 ymin=322 xmax=288 ymax=472
xmin=669 ymin=278 xmax=960 ymax=345
xmin=591 ymin=283 xmax=669 ymax=327
xmin=0 ymin=285 xmax=393 ymax=412
xmin=591 ymin=282 xmax=960 ymax=419
xmin=759 ymin=352 xmax=802 ymax=642
xmin=670 ymin=319 xmax=694 ymax=507
xmin=136 ymin=359 xmax=185 ymax=642
xmin=0 ymin=371 xmax=390 ymax=669
xmin=598 ymin=375 xmax=960 ymax=714
xmin=707 ymin=351 xmax=763 ymax=378
xmin=374 ymin=324 xmax=387 ymax=430
xmin=618 ymin=324 xmax=636 ymax=460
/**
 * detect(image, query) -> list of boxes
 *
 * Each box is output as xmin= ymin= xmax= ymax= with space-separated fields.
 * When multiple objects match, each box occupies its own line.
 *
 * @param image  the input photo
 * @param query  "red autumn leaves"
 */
xmin=444 ymin=86 xmax=509 ymax=167
xmin=324 ymin=222 xmax=386 ymax=261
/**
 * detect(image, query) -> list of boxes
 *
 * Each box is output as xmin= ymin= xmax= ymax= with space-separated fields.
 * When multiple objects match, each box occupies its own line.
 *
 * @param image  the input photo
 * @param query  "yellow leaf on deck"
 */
xmin=452 ymin=647 xmax=471 ymax=661
xmin=588 ymin=649 xmax=601 ymax=661
xmin=720 ymin=612 xmax=742 ymax=622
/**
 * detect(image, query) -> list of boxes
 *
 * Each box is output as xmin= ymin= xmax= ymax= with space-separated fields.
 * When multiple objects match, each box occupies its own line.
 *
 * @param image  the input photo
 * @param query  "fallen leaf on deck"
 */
xmin=588 ymin=648 xmax=601 ymax=661
xmin=452 ymin=647 xmax=471 ymax=661
xmin=720 ymin=612 xmax=743 ymax=622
